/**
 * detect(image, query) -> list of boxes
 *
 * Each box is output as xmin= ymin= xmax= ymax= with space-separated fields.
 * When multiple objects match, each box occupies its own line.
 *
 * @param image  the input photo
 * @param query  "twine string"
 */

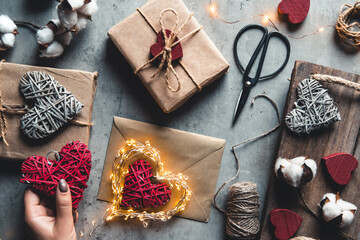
xmin=213 ymin=94 xmax=281 ymax=239
xmin=135 ymin=8 xmax=203 ymax=92
xmin=336 ymin=1 xmax=360 ymax=46
xmin=310 ymin=74 xmax=360 ymax=91
xmin=0 ymin=93 xmax=28 ymax=146
xmin=213 ymin=94 xmax=281 ymax=214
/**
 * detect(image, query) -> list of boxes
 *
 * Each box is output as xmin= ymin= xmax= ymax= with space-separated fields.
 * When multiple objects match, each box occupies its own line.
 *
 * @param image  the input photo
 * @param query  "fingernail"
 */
xmin=73 ymin=211 xmax=76 ymax=223
xmin=59 ymin=179 xmax=68 ymax=192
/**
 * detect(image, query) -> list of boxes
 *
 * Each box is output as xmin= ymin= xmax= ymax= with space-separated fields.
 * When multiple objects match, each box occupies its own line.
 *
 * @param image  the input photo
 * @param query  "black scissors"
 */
xmin=232 ymin=24 xmax=291 ymax=124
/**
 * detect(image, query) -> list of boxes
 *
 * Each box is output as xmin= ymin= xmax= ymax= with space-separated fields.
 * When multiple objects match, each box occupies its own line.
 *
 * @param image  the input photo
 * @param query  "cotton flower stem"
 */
xmin=297 ymin=189 xmax=321 ymax=221
xmin=297 ymin=189 xmax=356 ymax=240
xmin=14 ymin=20 xmax=41 ymax=30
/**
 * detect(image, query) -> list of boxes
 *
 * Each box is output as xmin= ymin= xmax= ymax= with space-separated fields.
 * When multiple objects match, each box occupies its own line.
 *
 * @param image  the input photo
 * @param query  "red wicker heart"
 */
xmin=150 ymin=29 xmax=183 ymax=61
xmin=120 ymin=159 xmax=171 ymax=208
xmin=20 ymin=141 xmax=91 ymax=209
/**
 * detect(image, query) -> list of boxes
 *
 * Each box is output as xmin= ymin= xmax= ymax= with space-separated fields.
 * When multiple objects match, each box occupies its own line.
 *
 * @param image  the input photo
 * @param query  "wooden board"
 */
xmin=260 ymin=61 xmax=360 ymax=239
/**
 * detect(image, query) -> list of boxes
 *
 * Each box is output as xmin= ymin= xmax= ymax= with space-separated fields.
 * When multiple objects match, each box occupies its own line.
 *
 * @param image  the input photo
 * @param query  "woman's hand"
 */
xmin=24 ymin=179 xmax=77 ymax=240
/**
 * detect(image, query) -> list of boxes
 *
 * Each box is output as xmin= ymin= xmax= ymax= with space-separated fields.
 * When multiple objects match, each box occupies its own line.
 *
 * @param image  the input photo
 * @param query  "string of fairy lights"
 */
xmin=206 ymin=1 xmax=336 ymax=40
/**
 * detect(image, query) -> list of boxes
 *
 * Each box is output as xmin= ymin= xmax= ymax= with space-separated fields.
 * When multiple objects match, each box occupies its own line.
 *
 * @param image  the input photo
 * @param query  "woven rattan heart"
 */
xmin=121 ymin=159 xmax=171 ymax=208
xmin=20 ymin=141 xmax=91 ymax=209
xmin=285 ymin=78 xmax=341 ymax=134
xmin=20 ymin=71 xmax=84 ymax=139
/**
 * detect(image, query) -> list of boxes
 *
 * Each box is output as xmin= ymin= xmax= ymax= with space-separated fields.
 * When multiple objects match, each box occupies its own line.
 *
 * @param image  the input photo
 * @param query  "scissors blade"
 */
xmin=232 ymin=87 xmax=251 ymax=125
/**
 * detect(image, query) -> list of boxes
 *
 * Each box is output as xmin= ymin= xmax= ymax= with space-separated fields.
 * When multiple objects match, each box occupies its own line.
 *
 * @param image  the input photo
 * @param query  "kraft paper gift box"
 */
xmin=97 ymin=117 xmax=226 ymax=222
xmin=108 ymin=0 xmax=229 ymax=113
xmin=0 ymin=61 xmax=97 ymax=161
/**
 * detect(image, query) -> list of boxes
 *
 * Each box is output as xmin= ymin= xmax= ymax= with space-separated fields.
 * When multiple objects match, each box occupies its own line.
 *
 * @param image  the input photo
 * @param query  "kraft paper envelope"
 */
xmin=97 ymin=117 xmax=226 ymax=222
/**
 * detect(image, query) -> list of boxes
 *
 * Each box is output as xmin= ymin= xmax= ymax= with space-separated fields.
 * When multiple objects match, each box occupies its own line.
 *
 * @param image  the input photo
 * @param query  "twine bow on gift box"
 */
xmin=135 ymin=8 xmax=203 ymax=92
xmin=0 ymin=92 xmax=28 ymax=146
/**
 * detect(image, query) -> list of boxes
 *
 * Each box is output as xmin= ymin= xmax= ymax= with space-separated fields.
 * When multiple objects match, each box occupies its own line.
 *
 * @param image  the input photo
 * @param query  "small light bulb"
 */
xmin=208 ymin=3 xmax=217 ymax=17
xmin=318 ymin=27 xmax=325 ymax=32
xmin=263 ymin=15 xmax=269 ymax=23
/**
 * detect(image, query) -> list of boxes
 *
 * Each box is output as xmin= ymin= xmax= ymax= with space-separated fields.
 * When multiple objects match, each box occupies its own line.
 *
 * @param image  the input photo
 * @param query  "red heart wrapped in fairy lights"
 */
xmin=120 ymin=159 xmax=171 ymax=208
xmin=20 ymin=141 xmax=91 ymax=209
xmin=150 ymin=29 xmax=183 ymax=61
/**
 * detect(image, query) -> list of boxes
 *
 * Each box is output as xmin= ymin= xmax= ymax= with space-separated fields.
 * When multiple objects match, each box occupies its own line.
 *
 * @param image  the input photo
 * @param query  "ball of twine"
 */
xmin=225 ymin=182 xmax=260 ymax=240
xmin=336 ymin=1 xmax=360 ymax=46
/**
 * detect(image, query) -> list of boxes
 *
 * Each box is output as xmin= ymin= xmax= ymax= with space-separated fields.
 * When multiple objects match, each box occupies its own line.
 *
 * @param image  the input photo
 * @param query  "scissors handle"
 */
xmin=259 ymin=31 xmax=291 ymax=81
xmin=233 ymin=24 xmax=291 ymax=85
xmin=233 ymin=24 xmax=268 ymax=86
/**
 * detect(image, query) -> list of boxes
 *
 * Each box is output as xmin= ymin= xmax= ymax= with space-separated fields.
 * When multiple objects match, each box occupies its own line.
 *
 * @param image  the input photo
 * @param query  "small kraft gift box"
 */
xmin=108 ymin=0 xmax=229 ymax=113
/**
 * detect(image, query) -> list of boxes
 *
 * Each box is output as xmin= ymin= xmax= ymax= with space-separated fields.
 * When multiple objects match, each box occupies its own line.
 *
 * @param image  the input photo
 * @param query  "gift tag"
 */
xmin=270 ymin=209 xmax=303 ymax=240
xmin=323 ymin=152 xmax=358 ymax=185
xmin=278 ymin=0 xmax=310 ymax=24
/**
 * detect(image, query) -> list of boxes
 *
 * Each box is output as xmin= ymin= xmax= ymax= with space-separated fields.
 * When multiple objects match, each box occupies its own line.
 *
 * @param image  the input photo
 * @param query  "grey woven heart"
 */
xmin=20 ymin=71 xmax=84 ymax=139
xmin=285 ymin=78 xmax=341 ymax=134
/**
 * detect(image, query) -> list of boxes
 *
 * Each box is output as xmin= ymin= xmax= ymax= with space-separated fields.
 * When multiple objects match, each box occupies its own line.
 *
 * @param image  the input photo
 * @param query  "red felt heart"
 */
xmin=150 ymin=29 xmax=183 ymax=61
xmin=270 ymin=209 xmax=303 ymax=240
xmin=120 ymin=159 xmax=171 ymax=208
xmin=278 ymin=0 xmax=310 ymax=24
xmin=322 ymin=152 xmax=358 ymax=186
xmin=20 ymin=141 xmax=91 ymax=209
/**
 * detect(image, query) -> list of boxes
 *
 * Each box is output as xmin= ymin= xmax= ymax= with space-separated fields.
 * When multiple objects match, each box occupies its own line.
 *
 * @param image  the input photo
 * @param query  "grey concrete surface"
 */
xmin=0 ymin=0 xmax=359 ymax=239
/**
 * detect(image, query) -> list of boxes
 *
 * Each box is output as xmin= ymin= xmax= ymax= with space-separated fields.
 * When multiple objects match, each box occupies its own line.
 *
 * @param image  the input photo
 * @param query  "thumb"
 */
xmin=55 ymin=179 xmax=74 ymax=232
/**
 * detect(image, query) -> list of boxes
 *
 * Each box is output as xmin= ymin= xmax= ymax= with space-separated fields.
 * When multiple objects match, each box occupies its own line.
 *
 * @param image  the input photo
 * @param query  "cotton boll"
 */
xmin=78 ymin=0 xmax=98 ymax=17
xmin=340 ymin=210 xmax=355 ymax=228
xmin=289 ymin=156 xmax=306 ymax=166
xmin=36 ymin=27 xmax=55 ymax=45
xmin=322 ymin=193 xmax=337 ymax=204
xmin=56 ymin=31 xmax=73 ymax=46
xmin=1 ymin=33 xmax=15 ymax=48
xmin=39 ymin=41 xmax=64 ymax=58
xmin=74 ymin=14 xmax=88 ymax=32
xmin=275 ymin=157 xmax=290 ymax=175
xmin=320 ymin=193 xmax=357 ymax=228
xmin=62 ymin=0 xmax=86 ymax=10
xmin=0 ymin=15 xmax=17 ymax=33
xmin=281 ymin=164 xmax=304 ymax=187
xmin=337 ymin=199 xmax=357 ymax=212
xmin=57 ymin=5 xmax=78 ymax=29
xmin=322 ymin=202 xmax=341 ymax=222
xmin=49 ymin=19 xmax=67 ymax=35
xmin=304 ymin=159 xmax=317 ymax=177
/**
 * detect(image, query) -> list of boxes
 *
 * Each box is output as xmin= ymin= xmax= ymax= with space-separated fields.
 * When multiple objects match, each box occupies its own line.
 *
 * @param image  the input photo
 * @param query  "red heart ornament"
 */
xmin=120 ymin=159 xmax=171 ymax=208
xmin=150 ymin=29 xmax=183 ymax=61
xmin=278 ymin=0 xmax=310 ymax=24
xmin=322 ymin=152 xmax=358 ymax=186
xmin=20 ymin=141 xmax=91 ymax=209
xmin=270 ymin=209 xmax=303 ymax=240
